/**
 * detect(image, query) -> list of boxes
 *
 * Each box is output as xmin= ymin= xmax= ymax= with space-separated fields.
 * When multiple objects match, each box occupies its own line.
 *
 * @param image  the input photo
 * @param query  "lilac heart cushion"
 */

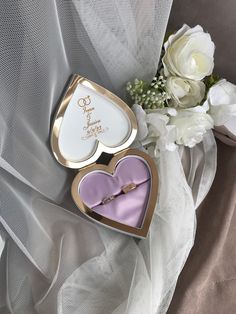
xmin=78 ymin=157 xmax=151 ymax=228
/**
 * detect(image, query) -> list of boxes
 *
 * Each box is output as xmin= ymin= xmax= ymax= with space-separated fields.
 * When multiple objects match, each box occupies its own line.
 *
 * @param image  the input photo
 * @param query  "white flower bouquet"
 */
xmin=127 ymin=24 xmax=236 ymax=151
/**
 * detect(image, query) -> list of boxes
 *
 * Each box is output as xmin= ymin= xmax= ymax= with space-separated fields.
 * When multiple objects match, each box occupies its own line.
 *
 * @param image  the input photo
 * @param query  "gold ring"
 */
xmin=102 ymin=195 xmax=116 ymax=205
xmin=122 ymin=183 xmax=137 ymax=194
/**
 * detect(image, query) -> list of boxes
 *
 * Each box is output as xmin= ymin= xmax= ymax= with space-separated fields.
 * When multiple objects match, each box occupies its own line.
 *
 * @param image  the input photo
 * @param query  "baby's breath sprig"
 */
xmin=126 ymin=76 xmax=171 ymax=109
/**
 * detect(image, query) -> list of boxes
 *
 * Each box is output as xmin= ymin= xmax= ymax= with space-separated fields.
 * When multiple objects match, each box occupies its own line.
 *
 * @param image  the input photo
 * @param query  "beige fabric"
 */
xmin=168 ymin=140 xmax=236 ymax=314
xmin=167 ymin=1 xmax=236 ymax=313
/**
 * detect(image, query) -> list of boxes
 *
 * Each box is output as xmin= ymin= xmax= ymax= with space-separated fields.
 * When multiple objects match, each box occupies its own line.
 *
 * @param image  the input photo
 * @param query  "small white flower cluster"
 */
xmin=129 ymin=24 xmax=236 ymax=151
xmin=127 ymin=76 xmax=171 ymax=109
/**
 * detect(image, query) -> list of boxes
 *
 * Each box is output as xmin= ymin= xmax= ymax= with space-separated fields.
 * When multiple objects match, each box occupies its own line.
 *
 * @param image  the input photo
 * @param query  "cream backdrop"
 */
xmin=0 ymin=1 xmax=216 ymax=313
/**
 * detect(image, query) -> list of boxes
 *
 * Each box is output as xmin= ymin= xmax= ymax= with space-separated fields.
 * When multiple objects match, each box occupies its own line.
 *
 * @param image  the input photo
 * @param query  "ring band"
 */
xmin=102 ymin=183 xmax=137 ymax=205
xmin=122 ymin=183 xmax=137 ymax=194
xmin=102 ymin=195 xmax=116 ymax=205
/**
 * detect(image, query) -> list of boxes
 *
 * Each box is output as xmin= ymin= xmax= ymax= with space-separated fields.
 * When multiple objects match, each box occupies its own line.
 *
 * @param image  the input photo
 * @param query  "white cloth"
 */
xmin=0 ymin=1 xmax=217 ymax=313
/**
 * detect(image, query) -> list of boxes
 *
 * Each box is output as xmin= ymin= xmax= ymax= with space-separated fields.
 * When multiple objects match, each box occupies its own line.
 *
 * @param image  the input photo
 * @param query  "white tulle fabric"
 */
xmin=0 ymin=1 xmax=217 ymax=313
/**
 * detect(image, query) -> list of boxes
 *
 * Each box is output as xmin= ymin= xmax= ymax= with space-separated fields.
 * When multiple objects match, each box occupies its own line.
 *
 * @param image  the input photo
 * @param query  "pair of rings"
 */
xmin=102 ymin=182 xmax=137 ymax=205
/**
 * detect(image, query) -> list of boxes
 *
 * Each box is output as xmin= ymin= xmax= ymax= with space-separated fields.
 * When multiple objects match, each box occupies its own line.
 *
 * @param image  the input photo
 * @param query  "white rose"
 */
xmin=166 ymin=76 xmax=205 ymax=108
xmin=146 ymin=109 xmax=177 ymax=152
xmin=132 ymin=104 xmax=149 ymax=140
xmin=204 ymin=79 xmax=236 ymax=126
xmin=163 ymin=24 xmax=215 ymax=81
xmin=170 ymin=103 xmax=213 ymax=147
xmin=132 ymin=104 xmax=177 ymax=153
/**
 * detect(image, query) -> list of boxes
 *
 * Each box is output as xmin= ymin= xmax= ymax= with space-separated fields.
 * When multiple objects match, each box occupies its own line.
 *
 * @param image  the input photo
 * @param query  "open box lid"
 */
xmin=51 ymin=74 xmax=138 ymax=169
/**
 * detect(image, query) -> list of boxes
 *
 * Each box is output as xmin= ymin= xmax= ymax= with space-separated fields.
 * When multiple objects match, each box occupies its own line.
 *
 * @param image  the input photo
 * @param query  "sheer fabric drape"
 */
xmin=0 ymin=1 xmax=216 ymax=313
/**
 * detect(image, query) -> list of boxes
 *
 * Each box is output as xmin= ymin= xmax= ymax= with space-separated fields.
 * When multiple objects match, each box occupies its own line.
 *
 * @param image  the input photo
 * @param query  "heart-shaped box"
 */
xmin=51 ymin=74 xmax=158 ymax=238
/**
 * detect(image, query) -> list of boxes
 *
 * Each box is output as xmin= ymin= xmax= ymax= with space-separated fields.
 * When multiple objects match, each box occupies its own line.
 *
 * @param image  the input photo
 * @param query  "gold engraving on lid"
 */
xmin=50 ymin=74 xmax=138 ymax=169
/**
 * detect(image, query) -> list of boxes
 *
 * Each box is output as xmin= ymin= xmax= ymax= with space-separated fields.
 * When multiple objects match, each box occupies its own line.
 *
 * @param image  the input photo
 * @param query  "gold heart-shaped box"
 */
xmin=51 ymin=74 xmax=158 ymax=238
